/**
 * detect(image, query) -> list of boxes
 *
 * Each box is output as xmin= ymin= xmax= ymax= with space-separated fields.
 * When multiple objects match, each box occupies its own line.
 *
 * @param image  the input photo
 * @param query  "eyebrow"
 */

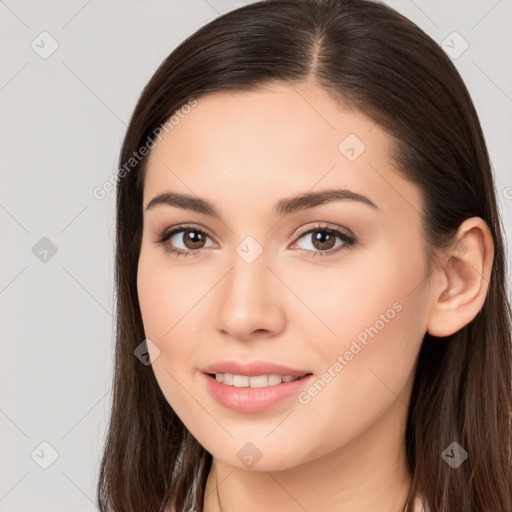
xmin=144 ymin=188 xmax=379 ymax=219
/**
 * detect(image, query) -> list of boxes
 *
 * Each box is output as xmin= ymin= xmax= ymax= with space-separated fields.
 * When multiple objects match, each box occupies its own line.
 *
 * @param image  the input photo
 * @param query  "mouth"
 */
xmin=202 ymin=370 xmax=315 ymax=413
xmin=205 ymin=372 xmax=313 ymax=388
xmin=200 ymin=360 xmax=314 ymax=412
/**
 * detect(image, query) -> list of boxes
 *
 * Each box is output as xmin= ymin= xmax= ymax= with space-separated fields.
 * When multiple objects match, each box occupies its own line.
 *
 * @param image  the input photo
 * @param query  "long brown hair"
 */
xmin=96 ymin=1 xmax=512 ymax=511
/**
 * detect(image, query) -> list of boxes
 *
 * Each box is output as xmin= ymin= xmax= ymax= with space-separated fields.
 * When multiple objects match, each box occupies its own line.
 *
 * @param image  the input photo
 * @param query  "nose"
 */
xmin=214 ymin=248 xmax=286 ymax=342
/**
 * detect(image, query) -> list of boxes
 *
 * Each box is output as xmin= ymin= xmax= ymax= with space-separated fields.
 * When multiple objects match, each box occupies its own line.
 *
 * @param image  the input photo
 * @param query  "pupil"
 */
xmin=313 ymin=230 xmax=335 ymax=250
xmin=185 ymin=230 xmax=204 ymax=249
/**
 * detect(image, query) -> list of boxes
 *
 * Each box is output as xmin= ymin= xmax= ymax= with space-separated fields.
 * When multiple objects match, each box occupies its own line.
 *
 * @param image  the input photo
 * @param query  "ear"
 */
xmin=426 ymin=217 xmax=494 ymax=337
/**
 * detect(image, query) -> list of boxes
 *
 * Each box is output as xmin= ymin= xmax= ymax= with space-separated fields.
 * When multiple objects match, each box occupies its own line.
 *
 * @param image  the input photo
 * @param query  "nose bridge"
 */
xmin=224 ymin=237 xmax=271 ymax=307
xmin=214 ymin=235 xmax=285 ymax=339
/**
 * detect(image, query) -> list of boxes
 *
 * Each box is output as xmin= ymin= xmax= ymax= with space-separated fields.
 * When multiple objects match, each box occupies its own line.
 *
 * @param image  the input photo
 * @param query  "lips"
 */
xmin=202 ymin=369 xmax=314 ymax=413
xmin=200 ymin=360 xmax=314 ymax=412
xmin=201 ymin=360 xmax=312 ymax=377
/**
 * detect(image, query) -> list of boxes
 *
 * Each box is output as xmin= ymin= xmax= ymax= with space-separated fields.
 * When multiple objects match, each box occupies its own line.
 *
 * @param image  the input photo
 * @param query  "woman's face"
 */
xmin=137 ymin=82 xmax=433 ymax=471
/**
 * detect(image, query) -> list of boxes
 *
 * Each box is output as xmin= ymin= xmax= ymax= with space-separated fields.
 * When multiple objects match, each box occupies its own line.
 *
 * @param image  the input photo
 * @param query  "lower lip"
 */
xmin=203 ymin=373 xmax=314 ymax=413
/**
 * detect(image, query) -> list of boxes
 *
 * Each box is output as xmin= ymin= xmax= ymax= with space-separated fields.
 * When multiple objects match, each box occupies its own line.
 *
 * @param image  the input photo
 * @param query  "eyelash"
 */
xmin=153 ymin=223 xmax=357 ymax=260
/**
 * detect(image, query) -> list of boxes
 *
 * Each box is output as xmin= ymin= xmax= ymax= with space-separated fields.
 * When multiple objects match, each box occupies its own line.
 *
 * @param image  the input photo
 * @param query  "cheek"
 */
xmin=137 ymin=248 xmax=196 ymax=339
xmin=136 ymin=252 xmax=188 ymax=375
xmin=137 ymin=250 xmax=204 ymax=371
xmin=296 ymin=244 xmax=427 ymax=403
xmin=137 ymin=259 xmax=169 ymax=339
xmin=137 ymin=255 xmax=200 ymax=418
xmin=323 ymin=240 xmax=427 ymax=344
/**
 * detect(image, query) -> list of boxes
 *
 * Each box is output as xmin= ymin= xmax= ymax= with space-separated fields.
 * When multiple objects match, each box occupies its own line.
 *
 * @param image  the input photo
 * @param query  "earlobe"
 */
xmin=426 ymin=217 xmax=494 ymax=337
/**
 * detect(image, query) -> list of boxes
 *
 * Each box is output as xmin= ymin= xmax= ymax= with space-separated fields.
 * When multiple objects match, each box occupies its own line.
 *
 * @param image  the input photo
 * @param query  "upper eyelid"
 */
xmin=293 ymin=222 xmax=353 ymax=238
xmin=163 ymin=223 xmax=215 ymax=241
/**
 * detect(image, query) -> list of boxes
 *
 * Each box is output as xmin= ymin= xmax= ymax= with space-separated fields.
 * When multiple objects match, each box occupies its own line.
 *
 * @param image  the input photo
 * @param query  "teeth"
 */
xmin=213 ymin=373 xmax=301 ymax=388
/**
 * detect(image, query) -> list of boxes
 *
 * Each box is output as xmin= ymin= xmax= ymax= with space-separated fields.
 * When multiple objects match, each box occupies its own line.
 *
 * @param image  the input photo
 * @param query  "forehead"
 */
xmin=142 ymin=82 xmax=420 ymax=220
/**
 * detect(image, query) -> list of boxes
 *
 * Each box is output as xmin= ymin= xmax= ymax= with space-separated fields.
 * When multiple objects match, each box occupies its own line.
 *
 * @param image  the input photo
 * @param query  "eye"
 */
xmin=291 ymin=223 xmax=356 ymax=259
xmin=153 ymin=225 xmax=215 ymax=258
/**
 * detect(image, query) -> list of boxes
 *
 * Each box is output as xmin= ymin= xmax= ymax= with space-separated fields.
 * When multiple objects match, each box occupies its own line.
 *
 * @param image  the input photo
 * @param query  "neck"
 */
xmin=203 ymin=397 xmax=413 ymax=512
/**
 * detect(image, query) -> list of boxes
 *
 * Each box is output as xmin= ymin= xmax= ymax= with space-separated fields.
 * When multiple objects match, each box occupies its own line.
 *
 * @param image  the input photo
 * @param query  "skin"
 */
xmin=136 ymin=81 xmax=494 ymax=512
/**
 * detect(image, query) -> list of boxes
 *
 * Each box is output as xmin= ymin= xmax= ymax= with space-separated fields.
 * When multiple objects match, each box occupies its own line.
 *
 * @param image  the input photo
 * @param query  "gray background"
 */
xmin=0 ymin=1 xmax=511 ymax=510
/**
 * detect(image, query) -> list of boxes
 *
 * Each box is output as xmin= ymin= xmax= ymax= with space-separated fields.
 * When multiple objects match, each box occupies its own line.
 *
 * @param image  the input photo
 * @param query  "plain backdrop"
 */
xmin=0 ymin=1 xmax=511 ymax=510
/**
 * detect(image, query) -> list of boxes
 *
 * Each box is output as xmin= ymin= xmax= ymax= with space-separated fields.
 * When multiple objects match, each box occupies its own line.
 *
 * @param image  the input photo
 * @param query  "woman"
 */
xmin=96 ymin=1 xmax=512 ymax=511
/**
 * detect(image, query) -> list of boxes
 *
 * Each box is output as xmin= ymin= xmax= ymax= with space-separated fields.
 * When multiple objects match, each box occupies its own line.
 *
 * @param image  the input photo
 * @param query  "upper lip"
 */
xmin=201 ymin=360 xmax=313 ymax=377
